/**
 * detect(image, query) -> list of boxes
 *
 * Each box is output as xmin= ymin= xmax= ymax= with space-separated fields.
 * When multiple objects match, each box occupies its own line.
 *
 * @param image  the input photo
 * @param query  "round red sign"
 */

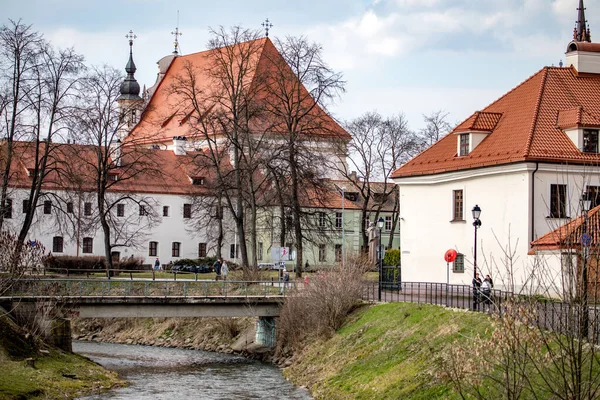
xmin=444 ymin=249 xmax=457 ymax=263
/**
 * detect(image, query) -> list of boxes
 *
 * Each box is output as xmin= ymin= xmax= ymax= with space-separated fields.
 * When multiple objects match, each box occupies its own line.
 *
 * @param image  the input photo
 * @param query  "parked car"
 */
xmin=258 ymin=262 xmax=286 ymax=271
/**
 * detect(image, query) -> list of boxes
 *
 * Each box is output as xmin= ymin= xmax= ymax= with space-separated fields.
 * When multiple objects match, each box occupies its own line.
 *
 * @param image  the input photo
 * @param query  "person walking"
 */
xmin=213 ymin=258 xmax=222 ymax=281
xmin=280 ymin=267 xmax=290 ymax=294
xmin=472 ymin=272 xmax=482 ymax=311
xmin=154 ymin=258 xmax=160 ymax=271
xmin=480 ymin=275 xmax=492 ymax=311
xmin=221 ymin=260 xmax=229 ymax=281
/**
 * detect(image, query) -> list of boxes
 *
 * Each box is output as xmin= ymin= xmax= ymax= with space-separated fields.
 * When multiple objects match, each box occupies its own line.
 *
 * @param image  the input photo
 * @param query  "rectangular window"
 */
xmin=453 ymin=254 xmax=465 ymax=273
xmin=192 ymin=177 xmax=204 ymax=185
xmin=319 ymin=244 xmax=326 ymax=262
xmin=82 ymin=237 xmax=93 ymax=254
xmin=3 ymin=199 xmax=12 ymax=219
xmin=583 ymin=129 xmax=599 ymax=153
xmin=453 ymin=190 xmax=463 ymax=221
xmin=22 ymin=199 xmax=30 ymax=214
xmin=183 ymin=203 xmax=192 ymax=218
xmin=44 ymin=200 xmax=52 ymax=215
xmin=385 ymin=216 xmax=392 ymax=231
xmin=335 ymin=212 xmax=342 ymax=229
xmin=230 ymin=244 xmax=239 ymax=259
xmin=258 ymin=242 xmax=263 ymax=260
xmin=163 ymin=206 xmax=170 ymax=217
xmin=172 ymin=242 xmax=181 ymax=258
xmin=84 ymin=202 xmax=92 ymax=216
xmin=318 ymin=212 xmax=326 ymax=227
xmin=364 ymin=217 xmax=371 ymax=230
xmin=198 ymin=242 xmax=207 ymax=258
xmin=52 ymin=236 xmax=63 ymax=253
xmin=335 ymin=244 xmax=342 ymax=262
xmin=139 ymin=204 xmax=147 ymax=216
xmin=149 ymin=241 xmax=158 ymax=257
xmin=550 ymin=184 xmax=567 ymax=218
xmin=586 ymin=186 xmax=600 ymax=209
xmin=67 ymin=202 xmax=74 ymax=214
xmin=117 ymin=203 xmax=125 ymax=217
xmin=459 ymin=133 xmax=470 ymax=156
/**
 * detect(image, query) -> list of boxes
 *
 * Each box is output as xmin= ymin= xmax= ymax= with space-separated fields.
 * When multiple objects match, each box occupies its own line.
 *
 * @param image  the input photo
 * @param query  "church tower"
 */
xmin=565 ymin=0 xmax=600 ymax=74
xmin=117 ymin=30 xmax=144 ymax=141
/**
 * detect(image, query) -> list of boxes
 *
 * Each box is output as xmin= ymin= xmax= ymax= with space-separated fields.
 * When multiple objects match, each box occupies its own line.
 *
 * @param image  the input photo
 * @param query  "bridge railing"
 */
xmin=8 ymin=278 xmax=297 ymax=298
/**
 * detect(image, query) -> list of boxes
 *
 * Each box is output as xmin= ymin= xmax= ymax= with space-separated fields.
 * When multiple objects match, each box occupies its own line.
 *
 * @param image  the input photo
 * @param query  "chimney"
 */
xmin=349 ymin=171 xmax=358 ymax=182
xmin=173 ymin=136 xmax=187 ymax=156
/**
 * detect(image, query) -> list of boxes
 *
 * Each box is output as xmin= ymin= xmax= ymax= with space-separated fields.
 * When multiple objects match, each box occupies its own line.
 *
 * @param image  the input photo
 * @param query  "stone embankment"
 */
xmin=72 ymin=317 xmax=283 ymax=364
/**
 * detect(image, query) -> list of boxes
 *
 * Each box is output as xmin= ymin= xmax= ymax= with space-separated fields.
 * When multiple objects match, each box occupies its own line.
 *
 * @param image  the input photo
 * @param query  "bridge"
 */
xmin=2 ymin=278 xmax=295 ymax=350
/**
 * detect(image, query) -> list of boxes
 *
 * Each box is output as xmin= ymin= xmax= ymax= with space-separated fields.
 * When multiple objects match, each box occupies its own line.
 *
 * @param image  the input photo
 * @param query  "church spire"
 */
xmin=118 ymin=30 xmax=142 ymax=100
xmin=574 ymin=0 xmax=592 ymax=42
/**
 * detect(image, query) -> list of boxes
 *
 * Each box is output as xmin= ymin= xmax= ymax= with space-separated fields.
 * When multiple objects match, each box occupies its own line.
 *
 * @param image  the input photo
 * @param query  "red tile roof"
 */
xmin=530 ymin=205 xmax=600 ymax=251
xmin=454 ymin=111 xmax=503 ymax=133
xmin=127 ymin=38 xmax=349 ymax=145
xmin=392 ymin=66 xmax=600 ymax=178
xmin=5 ymin=141 xmax=231 ymax=196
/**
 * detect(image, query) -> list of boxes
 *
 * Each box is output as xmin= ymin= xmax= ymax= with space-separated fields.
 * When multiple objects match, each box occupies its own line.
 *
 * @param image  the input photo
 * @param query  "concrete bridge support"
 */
xmin=255 ymin=316 xmax=277 ymax=347
xmin=48 ymin=318 xmax=72 ymax=353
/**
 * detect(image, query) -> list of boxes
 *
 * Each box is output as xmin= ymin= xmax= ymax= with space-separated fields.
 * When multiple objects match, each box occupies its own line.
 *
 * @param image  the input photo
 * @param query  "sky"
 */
xmin=4 ymin=0 xmax=596 ymax=130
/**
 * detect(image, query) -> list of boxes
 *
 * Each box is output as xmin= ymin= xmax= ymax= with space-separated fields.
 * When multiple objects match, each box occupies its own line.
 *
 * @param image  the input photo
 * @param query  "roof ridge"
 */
xmin=522 ymin=67 xmax=550 ymax=158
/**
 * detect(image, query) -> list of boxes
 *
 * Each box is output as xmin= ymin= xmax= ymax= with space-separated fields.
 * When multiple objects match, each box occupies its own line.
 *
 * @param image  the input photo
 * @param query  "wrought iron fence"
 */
xmin=362 ymin=281 xmax=600 ymax=344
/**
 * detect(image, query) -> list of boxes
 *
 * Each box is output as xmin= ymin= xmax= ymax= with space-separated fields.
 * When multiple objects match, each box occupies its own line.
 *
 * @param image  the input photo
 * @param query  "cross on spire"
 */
xmin=171 ymin=10 xmax=183 ymax=55
xmin=262 ymin=18 xmax=273 ymax=37
xmin=125 ymin=30 xmax=137 ymax=49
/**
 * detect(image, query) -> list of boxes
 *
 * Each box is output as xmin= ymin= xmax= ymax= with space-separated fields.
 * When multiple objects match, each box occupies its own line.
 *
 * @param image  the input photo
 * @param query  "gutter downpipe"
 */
xmin=531 ymin=162 xmax=539 ymax=245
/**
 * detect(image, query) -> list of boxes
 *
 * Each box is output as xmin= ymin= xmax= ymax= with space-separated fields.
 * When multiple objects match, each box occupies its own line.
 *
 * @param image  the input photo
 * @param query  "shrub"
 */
xmin=43 ymin=255 xmax=105 ymax=273
xmin=384 ymin=249 xmax=400 ymax=266
xmin=115 ymin=257 xmax=145 ymax=271
xmin=275 ymin=254 xmax=372 ymax=358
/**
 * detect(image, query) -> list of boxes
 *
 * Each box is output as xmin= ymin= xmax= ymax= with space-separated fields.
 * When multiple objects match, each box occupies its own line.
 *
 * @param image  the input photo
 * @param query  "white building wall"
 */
xmin=398 ymin=166 xmax=531 ymax=289
xmin=3 ymin=189 xmax=226 ymax=267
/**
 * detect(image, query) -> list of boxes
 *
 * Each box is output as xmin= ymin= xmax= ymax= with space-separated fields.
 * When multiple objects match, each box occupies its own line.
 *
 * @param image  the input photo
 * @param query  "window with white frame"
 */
xmin=453 ymin=190 xmax=464 ymax=221
xmin=335 ymin=244 xmax=342 ymax=262
xmin=335 ymin=212 xmax=342 ymax=229
xmin=82 ymin=237 xmax=93 ymax=253
xmin=385 ymin=216 xmax=392 ymax=231
xmin=149 ymin=241 xmax=158 ymax=257
xmin=319 ymin=244 xmax=326 ymax=262
xmin=459 ymin=134 xmax=470 ymax=156
xmin=172 ymin=242 xmax=181 ymax=257
xmin=318 ymin=212 xmax=326 ymax=227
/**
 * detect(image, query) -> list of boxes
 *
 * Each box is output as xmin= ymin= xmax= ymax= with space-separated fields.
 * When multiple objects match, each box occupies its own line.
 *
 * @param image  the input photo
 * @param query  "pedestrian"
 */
xmin=213 ymin=258 xmax=222 ymax=281
xmin=486 ymin=274 xmax=494 ymax=289
xmin=280 ymin=267 xmax=290 ymax=294
xmin=481 ymin=275 xmax=492 ymax=310
xmin=472 ymin=272 xmax=482 ymax=311
xmin=154 ymin=258 xmax=160 ymax=271
xmin=221 ymin=260 xmax=229 ymax=281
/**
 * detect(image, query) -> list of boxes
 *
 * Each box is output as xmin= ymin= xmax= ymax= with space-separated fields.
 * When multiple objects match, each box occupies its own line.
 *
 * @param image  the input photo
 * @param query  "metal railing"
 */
xmin=362 ymin=281 xmax=600 ymax=344
xmin=7 ymin=278 xmax=296 ymax=299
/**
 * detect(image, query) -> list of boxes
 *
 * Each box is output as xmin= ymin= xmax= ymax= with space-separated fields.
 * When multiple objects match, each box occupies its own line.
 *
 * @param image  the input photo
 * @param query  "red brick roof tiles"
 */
xmin=531 ymin=205 xmax=600 ymax=251
xmin=127 ymin=38 xmax=349 ymax=145
xmin=392 ymin=67 xmax=600 ymax=178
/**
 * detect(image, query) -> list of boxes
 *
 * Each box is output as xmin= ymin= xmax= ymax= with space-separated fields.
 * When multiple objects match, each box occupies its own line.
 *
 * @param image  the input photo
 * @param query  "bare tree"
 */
xmin=68 ymin=65 xmax=160 ymax=273
xmin=420 ymin=109 xmax=452 ymax=145
xmin=263 ymin=35 xmax=345 ymax=277
xmin=0 ymin=20 xmax=44 ymax=231
xmin=334 ymin=112 xmax=423 ymax=252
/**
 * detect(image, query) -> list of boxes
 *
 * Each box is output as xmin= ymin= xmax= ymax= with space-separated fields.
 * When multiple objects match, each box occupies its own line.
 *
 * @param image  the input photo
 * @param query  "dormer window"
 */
xmin=583 ymin=129 xmax=599 ymax=153
xmin=108 ymin=173 xmax=118 ymax=181
xmin=343 ymin=192 xmax=359 ymax=201
xmin=459 ymin=134 xmax=470 ymax=156
xmin=192 ymin=177 xmax=204 ymax=186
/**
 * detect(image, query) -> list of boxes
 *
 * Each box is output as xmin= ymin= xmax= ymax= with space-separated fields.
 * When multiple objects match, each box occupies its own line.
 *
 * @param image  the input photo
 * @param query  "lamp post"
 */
xmin=378 ymin=217 xmax=384 ymax=301
xmin=580 ymin=192 xmax=591 ymax=338
xmin=472 ymin=205 xmax=482 ymax=310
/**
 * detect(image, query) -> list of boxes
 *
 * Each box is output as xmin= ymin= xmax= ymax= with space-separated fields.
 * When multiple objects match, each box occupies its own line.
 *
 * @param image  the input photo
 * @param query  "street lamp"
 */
xmin=580 ymin=192 xmax=591 ymax=338
xmin=472 ymin=205 xmax=482 ymax=310
xmin=377 ymin=217 xmax=384 ymax=301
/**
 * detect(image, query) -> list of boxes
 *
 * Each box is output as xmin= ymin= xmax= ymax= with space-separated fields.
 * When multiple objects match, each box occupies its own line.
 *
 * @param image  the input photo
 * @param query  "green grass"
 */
xmin=284 ymin=303 xmax=490 ymax=400
xmin=0 ymin=347 xmax=123 ymax=400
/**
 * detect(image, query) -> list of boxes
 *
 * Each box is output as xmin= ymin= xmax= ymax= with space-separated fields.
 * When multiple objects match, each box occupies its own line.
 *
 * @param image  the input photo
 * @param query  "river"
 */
xmin=74 ymin=341 xmax=313 ymax=400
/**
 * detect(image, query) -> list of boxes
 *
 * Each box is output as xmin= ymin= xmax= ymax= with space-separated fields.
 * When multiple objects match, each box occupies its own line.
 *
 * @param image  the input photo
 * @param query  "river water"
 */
xmin=74 ymin=341 xmax=313 ymax=400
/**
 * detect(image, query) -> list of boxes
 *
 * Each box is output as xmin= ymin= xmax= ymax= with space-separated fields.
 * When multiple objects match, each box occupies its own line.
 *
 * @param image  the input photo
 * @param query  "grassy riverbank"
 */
xmin=284 ymin=302 xmax=490 ymax=399
xmin=0 ymin=317 xmax=123 ymax=400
